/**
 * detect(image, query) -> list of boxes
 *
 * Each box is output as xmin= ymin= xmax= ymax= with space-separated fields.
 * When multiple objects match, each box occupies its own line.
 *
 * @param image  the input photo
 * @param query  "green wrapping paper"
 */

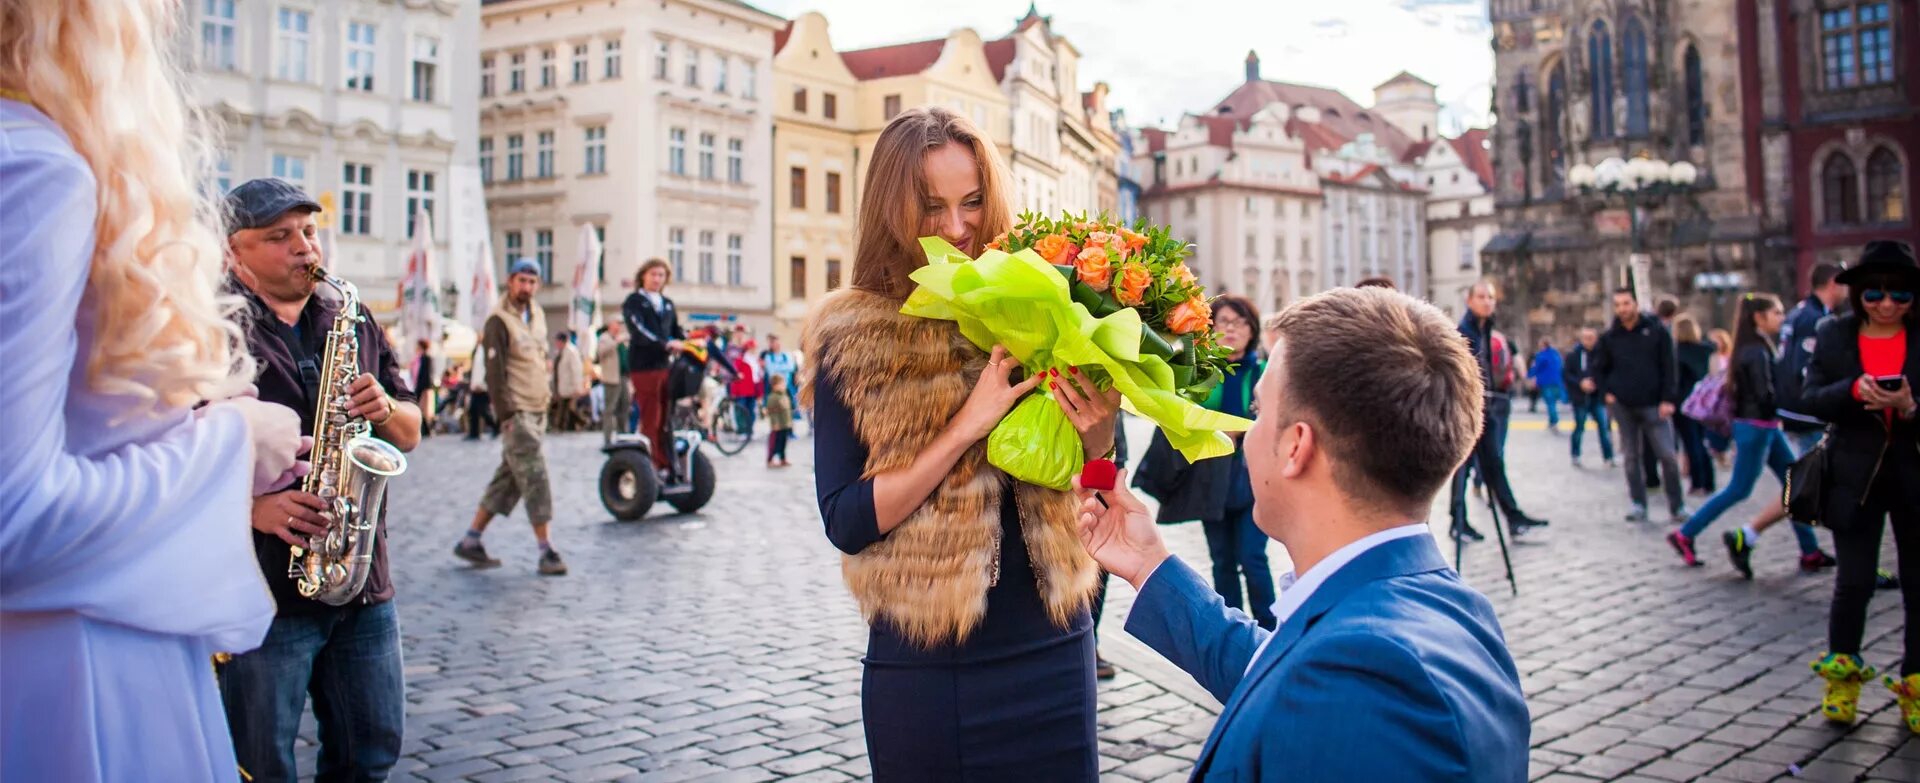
xmin=902 ymin=237 xmax=1252 ymax=490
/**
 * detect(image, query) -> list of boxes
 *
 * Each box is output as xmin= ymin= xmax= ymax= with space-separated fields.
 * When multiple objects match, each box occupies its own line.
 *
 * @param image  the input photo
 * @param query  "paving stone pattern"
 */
xmin=271 ymin=410 xmax=1913 ymax=782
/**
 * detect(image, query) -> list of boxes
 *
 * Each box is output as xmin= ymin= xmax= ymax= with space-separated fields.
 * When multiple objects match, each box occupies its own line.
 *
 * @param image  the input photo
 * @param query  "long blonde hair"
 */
xmin=0 ymin=0 xmax=251 ymax=411
xmin=851 ymin=106 xmax=1012 ymax=300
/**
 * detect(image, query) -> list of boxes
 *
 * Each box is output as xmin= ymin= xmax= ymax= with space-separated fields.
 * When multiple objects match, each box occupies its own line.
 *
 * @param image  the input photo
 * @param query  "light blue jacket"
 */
xmin=1126 ymin=535 xmax=1530 ymax=782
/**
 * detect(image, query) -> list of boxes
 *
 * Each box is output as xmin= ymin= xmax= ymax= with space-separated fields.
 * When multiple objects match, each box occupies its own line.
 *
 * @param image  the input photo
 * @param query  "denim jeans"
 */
xmin=220 ymin=601 xmax=405 ymax=783
xmin=1539 ymin=385 xmax=1565 ymax=428
xmin=1680 ymin=422 xmax=1800 ymax=546
xmin=732 ymin=394 xmax=757 ymax=435
xmin=1202 ymin=504 xmax=1276 ymax=628
xmin=1570 ymin=397 xmax=1614 ymax=460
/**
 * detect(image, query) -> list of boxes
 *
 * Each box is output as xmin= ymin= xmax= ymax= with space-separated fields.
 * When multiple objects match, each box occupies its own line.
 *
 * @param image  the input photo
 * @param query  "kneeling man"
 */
xmin=1077 ymin=287 xmax=1530 ymax=781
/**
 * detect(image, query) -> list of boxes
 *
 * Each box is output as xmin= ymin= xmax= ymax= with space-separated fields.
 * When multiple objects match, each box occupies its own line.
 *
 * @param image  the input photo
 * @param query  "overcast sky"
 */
xmin=753 ymin=0 xmax=1495 ymax=136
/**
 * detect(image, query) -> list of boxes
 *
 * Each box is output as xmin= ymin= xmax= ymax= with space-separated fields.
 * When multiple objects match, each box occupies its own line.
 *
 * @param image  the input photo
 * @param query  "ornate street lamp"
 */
xmin=1566 ymin=155 xmax=1701 ymax=303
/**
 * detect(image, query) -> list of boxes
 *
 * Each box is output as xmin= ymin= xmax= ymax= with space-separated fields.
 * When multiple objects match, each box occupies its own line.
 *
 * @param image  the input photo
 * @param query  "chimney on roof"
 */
xmin=1245 ymin=50 xmax=1260 ymax=83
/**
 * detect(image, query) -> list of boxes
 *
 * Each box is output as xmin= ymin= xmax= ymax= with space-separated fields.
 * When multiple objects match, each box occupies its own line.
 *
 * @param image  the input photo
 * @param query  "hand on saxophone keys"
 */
xmin=251 ymin=489 xmax=331 ymax=547
xmin=343 ymin=372 xmax=395 ymax=425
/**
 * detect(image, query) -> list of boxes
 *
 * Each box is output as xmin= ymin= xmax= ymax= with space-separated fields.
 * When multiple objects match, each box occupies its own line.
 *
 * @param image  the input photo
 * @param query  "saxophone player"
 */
xmin=219 ymin=178 xmax=422 ymax=782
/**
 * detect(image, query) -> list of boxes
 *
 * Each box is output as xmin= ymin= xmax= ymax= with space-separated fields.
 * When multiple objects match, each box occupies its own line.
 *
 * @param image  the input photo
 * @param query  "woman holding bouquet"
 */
xmin=803 ymin=107 xmax=1117 ymax=781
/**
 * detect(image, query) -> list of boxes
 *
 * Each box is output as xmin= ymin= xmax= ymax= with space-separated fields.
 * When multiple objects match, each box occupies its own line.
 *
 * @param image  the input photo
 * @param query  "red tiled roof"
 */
xmin=1400 ymin=139 xmax=1435 ymax=163
xmin=1447 ymin=128 xmax=1495 ymax=190
xmin=1140 ymin=127 xmax=1168 ymax=154
xmin=1323 ymin=164 xmax=1383 ymax=185
xmin=773 ymin=21 xmax=793 ymax=54
xmin=1216 ymin=79 xmax=1418 ymax=158
xmin=1283 ymin=117 xmax=1349 ymax=154
xmin=1197 ymin=115 xmax=1241 ymax=148
xmin=839 ymin=38 xmax=946 ymax=81
xmin=983 ymin=38 xmax=1016 ymax=82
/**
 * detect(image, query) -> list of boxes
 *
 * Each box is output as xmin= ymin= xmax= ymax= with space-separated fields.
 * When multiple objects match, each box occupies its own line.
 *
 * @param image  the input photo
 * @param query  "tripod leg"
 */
xmin=1486 ymin=498 xmax=1518 ymax=597
xmin=1453 ymin=522 xmax=1465 ymax=574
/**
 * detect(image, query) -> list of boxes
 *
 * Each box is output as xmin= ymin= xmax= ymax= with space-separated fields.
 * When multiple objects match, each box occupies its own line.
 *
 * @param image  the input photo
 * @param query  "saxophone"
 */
xmin=289 ymin=265 xmax=409 ymax=605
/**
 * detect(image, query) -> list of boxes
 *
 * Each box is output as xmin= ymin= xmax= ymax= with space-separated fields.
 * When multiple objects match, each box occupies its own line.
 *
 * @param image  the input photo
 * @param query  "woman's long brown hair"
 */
xmin=850 ymin=106 xmax=1012 ymax=300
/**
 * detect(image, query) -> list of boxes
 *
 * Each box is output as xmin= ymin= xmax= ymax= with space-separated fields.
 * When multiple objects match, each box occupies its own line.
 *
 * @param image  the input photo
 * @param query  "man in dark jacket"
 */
xmin=1586 ymin=287 xmax=1686 ymax=522
xmin=1448 ymin=282 xmax=1549 ymax=541
xmin=1563 ymin=327 xmax=1616 ymax=467
xmin=1776 ymin=262 xmax=1848 ymax=455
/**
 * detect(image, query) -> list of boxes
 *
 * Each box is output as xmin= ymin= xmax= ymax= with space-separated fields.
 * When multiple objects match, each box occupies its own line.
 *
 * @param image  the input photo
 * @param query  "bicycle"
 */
xmin=708 ymin=396 xmax=755 ymax=456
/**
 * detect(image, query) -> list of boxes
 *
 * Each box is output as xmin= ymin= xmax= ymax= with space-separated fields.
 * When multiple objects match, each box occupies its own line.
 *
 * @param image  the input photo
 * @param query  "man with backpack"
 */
xmin=1449 ymin=281 xmax=1551 ymax=542
xmin=1776 ymin=263 xmax=1848 ymax=455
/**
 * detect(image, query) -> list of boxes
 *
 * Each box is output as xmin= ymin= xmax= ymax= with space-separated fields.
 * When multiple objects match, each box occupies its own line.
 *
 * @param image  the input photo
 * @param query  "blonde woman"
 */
xmin=0 ymin=2 xmax=305 ymax=780
xmin=804 ymin=107 xmax=1117 ymax=780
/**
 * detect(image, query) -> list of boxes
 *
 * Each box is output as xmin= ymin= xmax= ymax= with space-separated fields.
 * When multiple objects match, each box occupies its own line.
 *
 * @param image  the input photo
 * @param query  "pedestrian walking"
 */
xmin=1448 ymin=281 xmax=1550 ymax=542
xmin=1801 ymin=241 xmax=1920 ymax=735
xmin=764 ymin=373 xmax=793 ymax=467
xmin=1671 ymin=315 xmax=1717 ymax=495
xmin=1565 ymin=327 xmax=1617 ymax=467
xmin=413 ymin=338 xmax=438 ymax=438
xmin=597 ymin=320 xmax=631 ymax=443
xmin=465 ymin=344 xmax=499 ymax=439
xmin=550 ymin=331 xmax=587 ymax=432
xmin=760 ymin=332 xmax=800 ymax=419
xmin=456 ymin=260 xmax=568 ymax=576
xmin=1529 ymin=337 xmax=1566 ymax=431
xmin=1588 ymin=287 xmax=1688 ymax=523
xmin=728 ymin=340 xmax=761 ymax=438
xmin=1777 ymin=263 xmax=1849 ymax=455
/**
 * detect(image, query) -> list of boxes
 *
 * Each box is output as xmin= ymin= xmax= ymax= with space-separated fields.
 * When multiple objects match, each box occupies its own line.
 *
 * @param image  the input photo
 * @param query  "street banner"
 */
xmin=570 ymin=224 xmax=604 ymax=357
xmin=399 ymin=208 xmax=440 ymax=357
xmin=470 ymin=233 xmax=498 ymax=332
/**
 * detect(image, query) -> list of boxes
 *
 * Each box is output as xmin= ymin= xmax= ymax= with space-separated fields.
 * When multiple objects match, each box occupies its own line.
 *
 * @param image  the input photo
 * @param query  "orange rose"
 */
xmin=1074 ymin=246 xmax=1114 ymax=292
xmin=1115 ymin=262 xmax=1152 ymax=306
xmin=1087 ymin=230 xmax=1113 ymax=248
xmin=1169 ymin=264 xmax=1197 ymax=288
xmin=1123 ymin=229 xmax=1148 ymax=251
xmin=985 ymin=240 xmax=1002 ymax=250
xmin=1032 ymin=234 xmax=1068 ymax=262
xmin=1167 ymin=296 xmax=1212 ymax=335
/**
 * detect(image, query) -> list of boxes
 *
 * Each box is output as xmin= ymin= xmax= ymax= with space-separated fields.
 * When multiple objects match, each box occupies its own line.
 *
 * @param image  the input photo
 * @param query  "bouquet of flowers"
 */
xmin=901 ymin=212 xmax=1252 ymax=491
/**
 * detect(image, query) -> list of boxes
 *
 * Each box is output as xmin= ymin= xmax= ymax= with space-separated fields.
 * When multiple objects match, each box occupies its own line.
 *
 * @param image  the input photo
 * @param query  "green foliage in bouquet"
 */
xmin=901 ymin=212 xmax=1252 ymax=491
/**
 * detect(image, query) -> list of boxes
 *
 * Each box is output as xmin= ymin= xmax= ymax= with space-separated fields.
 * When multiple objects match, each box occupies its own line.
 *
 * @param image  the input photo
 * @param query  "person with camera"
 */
xmin=1448 ymin=280 xmax=1550 ymax=542
xmin=623 ymin=259 xmax=686 ymax=474
xmin=1801 ymin=241 xmax=1920 ymax=734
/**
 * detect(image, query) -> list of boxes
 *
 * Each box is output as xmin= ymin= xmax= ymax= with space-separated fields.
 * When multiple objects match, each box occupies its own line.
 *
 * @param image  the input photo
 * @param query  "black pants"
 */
xmin=1451 ymin=397 xmax=1526 ymax=524
xmin=1674 ymin=414 xmax=1716 ymax=493
xmin=1828 ymin=467 xmax=1920 ymax=676
xmin=767 ymin=427 xmax=792 ymax=461
xmin=465 ymin=391 xmax=498 ymax=437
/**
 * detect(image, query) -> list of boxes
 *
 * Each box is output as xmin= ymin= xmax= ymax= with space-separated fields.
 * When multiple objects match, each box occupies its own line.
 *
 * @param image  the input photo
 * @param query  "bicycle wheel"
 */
xmin=711 ymin=398 xmax=753 ymax=456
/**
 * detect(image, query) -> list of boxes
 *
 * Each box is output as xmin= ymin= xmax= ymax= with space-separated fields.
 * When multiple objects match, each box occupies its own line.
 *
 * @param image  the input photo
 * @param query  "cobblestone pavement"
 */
xmin=285 ymin=408 xmax=1914 ymax=782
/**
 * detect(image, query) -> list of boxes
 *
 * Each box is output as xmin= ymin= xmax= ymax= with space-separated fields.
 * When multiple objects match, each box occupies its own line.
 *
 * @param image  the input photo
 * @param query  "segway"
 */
xmin=598 ymin=348 xmax=718 ymax=521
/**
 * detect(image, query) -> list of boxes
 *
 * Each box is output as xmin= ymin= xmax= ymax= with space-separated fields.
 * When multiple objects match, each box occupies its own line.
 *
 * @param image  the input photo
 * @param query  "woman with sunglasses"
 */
xmin=1801 ymin=241 xmax=1920 ymax=735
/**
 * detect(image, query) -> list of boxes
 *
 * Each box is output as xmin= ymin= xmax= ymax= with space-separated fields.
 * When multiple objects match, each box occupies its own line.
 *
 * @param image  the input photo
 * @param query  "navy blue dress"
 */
xmin=812 ymin=373 xmax=1098 ymax=782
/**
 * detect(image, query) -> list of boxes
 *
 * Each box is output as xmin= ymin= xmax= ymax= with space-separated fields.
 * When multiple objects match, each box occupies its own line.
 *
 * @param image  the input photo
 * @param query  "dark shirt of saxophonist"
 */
xmin=223 ymin=177 xmax=422 ymax=614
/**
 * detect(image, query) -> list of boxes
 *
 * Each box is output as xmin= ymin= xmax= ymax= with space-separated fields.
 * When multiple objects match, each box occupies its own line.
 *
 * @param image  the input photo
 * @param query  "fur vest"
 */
xmin=801 ymin=288 xmax=1099 ymax=648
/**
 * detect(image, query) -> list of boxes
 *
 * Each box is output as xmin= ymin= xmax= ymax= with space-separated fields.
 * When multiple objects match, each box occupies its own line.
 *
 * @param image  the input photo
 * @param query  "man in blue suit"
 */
xmin=1075 ymin=288 xmax=1530 ymax=781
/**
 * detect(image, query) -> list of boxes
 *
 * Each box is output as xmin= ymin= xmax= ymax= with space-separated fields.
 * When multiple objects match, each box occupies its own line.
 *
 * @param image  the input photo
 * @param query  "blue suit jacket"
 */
xmin=1126 ymin=535 xmax=1530 ymax=782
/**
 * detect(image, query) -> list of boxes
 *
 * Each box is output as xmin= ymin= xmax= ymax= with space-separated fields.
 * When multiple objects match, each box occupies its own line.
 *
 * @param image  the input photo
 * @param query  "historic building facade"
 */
xmin=1416 ymin=129 xmax=1499 ymax=316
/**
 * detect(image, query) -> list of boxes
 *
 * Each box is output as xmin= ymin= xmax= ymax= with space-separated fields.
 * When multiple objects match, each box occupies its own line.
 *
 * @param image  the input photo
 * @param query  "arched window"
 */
xmin=1866 ymin=147 xmax=1906 ymax=223
xmin=1545 ymin=63 xmax=1567 ymax=184
xmin=1823 ymin=153 xmax=1861 ymax=225
xmin=1684 ymin=45 xmax=1706 ymax=147
xmin=1622 ymin=18 xmax=1650 ymax=135
xmin=1588 ymin=21 xmax=1615 ymax=139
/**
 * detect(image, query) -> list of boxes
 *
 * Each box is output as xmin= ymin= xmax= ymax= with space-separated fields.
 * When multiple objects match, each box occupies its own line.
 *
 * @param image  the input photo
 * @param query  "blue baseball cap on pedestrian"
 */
xmin=508 ymin=259 xmax=542 ymax=279
xmin=223 ymin=177 xmax=323 ymax=234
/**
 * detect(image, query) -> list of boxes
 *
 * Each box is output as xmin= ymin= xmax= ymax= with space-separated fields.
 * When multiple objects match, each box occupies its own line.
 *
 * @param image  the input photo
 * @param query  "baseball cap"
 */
xmin=224 ymin=178 xmax=322 ymax=233
xmin=508 ymin=259 xmax=542 ymax=278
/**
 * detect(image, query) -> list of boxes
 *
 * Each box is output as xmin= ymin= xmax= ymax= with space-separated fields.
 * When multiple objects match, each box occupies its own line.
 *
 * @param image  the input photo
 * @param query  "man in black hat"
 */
xmin=217 ymin=178 xmax=422 ymax=782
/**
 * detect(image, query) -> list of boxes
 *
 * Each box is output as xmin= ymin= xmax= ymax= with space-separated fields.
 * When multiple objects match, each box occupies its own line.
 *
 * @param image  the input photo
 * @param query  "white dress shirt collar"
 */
xmin=1246 ymin=523 xmax=1432 ymax=673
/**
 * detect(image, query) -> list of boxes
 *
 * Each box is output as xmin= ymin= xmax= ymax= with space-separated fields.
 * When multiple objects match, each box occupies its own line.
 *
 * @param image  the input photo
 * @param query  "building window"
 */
xmin=1458 ymin=235 xmax=1475 ymax=271
xmin=210 ymin=150 xmax=234 ymax=197
xmin=823 ymin=92 xmax=838 ymax=120
xmin=684 ymin=44 xmax=699 ymax=86
xmin=883 ymin=94 xmax=902 ymax=120
xmin=573 ymin=43 xmax=589 ymax=83
xmin=604 ymin=38 xmax=622 ymax=79
xmin=340 ymin=162 xmax=373 ymax=236
xmin=1823 ymin=152 xmax=1861 ymax=225
xmin=275 ymin=8 xmax=311 ymax=83
xmin=790 ymin=167 xmax=806 ymax=209
xmin=481 ymin=56 xmax=494 ymax=97
xmin=668 ymin=228 xmax=686 ymax=279
xmin=825 ymin=172 xmax=842 ymax=214
xmin=539 ymin=48 xmax=556 ymax=89
xmin=697 ymin=230 xmax=715 ymax=284
xmin=668 ymin=128 xmax=686 ymax=176
xmin=200 ymin=0 xmax=238 ymax=70
xmin=271 ymin=153 xmax=309 ymax=193
xmin=1274 ymin=235 xmax=1286 ymax=260
xmin=743 ymin=62 xmax=756 ymax=99
xmin=510 ymin=51 xmax=529 ymax=93
xmin=727 ymin=138 xmax=744 ymax=183
xmin=1245 ymin=233 xmax=1257 ymax=256
xmin=479 ymin=137 xmax=494 ymax=183
xmin=1184 ymin=197 xmax=1195 ymax=217
xmin=584 ymin=126 xmax=606 ymax=174
xmin=1823 ymin=3 xmax=1895 ymax=89
xmin=536 ymin=229 xmax=554 ymax=282
xmin=826 ymin=258 xmax=842 ymax=291
xmin=698 ymin=132 xmax=716 ymax=180
xmin=411 ymin=36 xmax=439 ymax=102
xmin=505 ymin=134 xmax=524 ymax=181
xmin=790 ymin=256 xmax=806 ymax=299
xmin=654 ymin=40 xmax=668 ymax=80
xmin=406 ymin=169 xmax=435 ymax=239
xmin=344 ymin=22 xmax=377 ymax=92
xmin=726 ymin=234 xmax=743 ymax=286
xmin=1622 ymin=17 xmax=1649 ymax=136
xmin=1587 ymin=21 xmax=1614 ymax=140
xmin=715 ymin=54 xmax=729 ymax=93
xmin=1683 ymin=45 xmax=1705 ymax=147
xmin=536 ymin=130 xmax=555 ymax=178
xmin=1867 ymin=147 xmax=1906 ymax=223
xmin=504 ymin=231 xmax=523 ymax=266
xmin=793 ymin=87 xmax=807 ymax=113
